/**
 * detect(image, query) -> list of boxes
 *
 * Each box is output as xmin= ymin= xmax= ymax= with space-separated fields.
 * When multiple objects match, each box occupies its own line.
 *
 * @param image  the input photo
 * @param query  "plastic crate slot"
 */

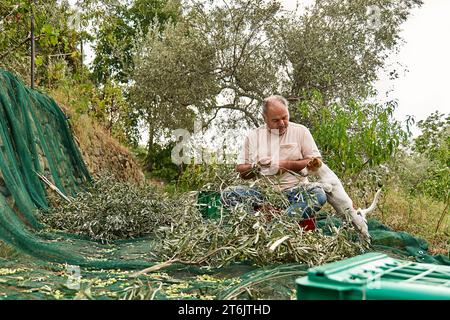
xmin=384 ymin=270 xmax=450 ymax=283
xmin=403 ymin=268 xmax=436 ymax=283
xmin=296 ymin=253 xmax=450 ymax=300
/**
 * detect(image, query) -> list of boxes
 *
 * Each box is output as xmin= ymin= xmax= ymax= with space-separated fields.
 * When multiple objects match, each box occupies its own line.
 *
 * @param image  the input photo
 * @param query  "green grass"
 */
xmin=370 ymin=185 xmax=449 ymax=255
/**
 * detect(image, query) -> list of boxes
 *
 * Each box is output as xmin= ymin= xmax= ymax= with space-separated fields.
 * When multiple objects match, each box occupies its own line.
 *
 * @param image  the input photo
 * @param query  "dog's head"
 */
xmin=300 ymin=157 xmax=322 ymax=176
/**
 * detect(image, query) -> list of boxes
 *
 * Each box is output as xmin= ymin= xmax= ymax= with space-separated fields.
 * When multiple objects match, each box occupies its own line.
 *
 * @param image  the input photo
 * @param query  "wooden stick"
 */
xmin=34 ymin=171 xmax=71 ymax=203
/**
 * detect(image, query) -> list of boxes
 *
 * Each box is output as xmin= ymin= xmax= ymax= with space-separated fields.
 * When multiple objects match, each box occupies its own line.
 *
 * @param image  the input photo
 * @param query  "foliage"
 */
xmin=413 ymin=112 xmax=449 ymax=202
xmin=414 ymin=111 xmax=449 ymax=162
xmin=371 ymin=177 xmax=449 ymax=254
xmin=89 ymin=80 xmax=140 ymax=147
xmin=131 ymin=16 xmax=216 ymax=169
xmin=157 ymin=202 xmax=364 ymax=268
xmin=131 ymin=0 xmax=422 ymax=145
xmin=48 ymin=72 xmax=140 ymax=148
xmin=0 ymin=0 xmax=85 ymax=86
xmin=2 ymin=0 xmax=422 ymax=178
xmin=132 ymin=0 xmax=284 ymax=142
xmin=47 ymin=69 xmax=94 ymax=114
xmin=175 ymin=163 xmax=236 ymax=192
xmin=39 ymin=176 xmax=174 ymax=243
xmin=145 ymin=143 xmax=183 ymax=182
xmin=296 ymin=91 xmax=408 ymax=176
xmin=274 ymin=0 xmax=423 ymax=103
xmin=39 ymin=171 xmax=365 ymax=266
xmin=148 ymin=170 xmax=365 ymax=268
xmin=86 ymin=0 xmax=181 ymax=85
xmin=366 ymin=111 xmax=449 ymax=246
xmin=0 ymin=0 xmax=179 ymax=149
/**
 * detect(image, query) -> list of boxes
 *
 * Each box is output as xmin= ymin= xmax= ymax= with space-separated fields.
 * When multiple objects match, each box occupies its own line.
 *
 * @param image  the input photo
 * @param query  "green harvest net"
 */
xmin=0 ymin=68 xmax=448 ymax=299
xmin=0 ymin=68 xmax=160 ymax=270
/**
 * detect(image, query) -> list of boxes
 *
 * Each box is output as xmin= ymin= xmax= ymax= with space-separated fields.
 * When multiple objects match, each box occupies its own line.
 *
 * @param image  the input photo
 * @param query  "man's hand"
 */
xmin=258 ymin=156 xmax=272 ymax=167
xmin=258 ymin=156 xmax=280 ymax=176
xmin=238 ymin=157 xmax=316 ymax=178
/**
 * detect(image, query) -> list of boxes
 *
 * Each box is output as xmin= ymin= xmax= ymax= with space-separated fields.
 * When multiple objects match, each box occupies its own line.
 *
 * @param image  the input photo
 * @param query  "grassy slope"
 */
xmin=50 ymin=87 xmax=145 ymax=185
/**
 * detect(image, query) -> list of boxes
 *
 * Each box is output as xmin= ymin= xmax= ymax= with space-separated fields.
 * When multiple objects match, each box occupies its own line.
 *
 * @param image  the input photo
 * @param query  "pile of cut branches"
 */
xmin=39 ymin=175 xmax=174 ymax=243
xmin=39 ymin=172 xmax=365 ymax=268
xmin=151 ymin=199 xmax=364 ymax=270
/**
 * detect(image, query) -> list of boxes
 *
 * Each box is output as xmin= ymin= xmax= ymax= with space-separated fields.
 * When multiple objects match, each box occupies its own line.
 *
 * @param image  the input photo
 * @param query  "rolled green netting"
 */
xmin=0 ymin=68 xmax=160 ymax=269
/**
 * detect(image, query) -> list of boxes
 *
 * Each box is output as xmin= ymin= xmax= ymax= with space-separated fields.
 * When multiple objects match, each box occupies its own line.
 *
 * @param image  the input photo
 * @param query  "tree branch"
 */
xmin=0 ymin=35 xmax=31 ymax=60
xmin=211 ymin=103 xmax=260 ymax=127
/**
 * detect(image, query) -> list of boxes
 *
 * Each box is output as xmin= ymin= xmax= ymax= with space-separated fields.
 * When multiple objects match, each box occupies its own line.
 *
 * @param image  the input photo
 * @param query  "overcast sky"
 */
xmin=373 ymin=0 xmax=450 ymax=125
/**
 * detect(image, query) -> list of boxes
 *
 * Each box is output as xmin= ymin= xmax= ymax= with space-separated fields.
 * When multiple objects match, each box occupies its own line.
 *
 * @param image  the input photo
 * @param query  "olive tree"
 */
xmin=131 ymin=0 xmax=423 ymax=170
xmin=275 ymin=0 xmax=423 ymax=105
xmin=131 ymin=19 xmax=218 ymax=169
xmin=131 ymin=0 xmax=283 ymax=168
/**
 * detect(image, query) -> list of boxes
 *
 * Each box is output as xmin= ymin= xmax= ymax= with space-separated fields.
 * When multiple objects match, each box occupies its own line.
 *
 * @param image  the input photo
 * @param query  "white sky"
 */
xmin=373 ymin=0 xmax=450 ymax=124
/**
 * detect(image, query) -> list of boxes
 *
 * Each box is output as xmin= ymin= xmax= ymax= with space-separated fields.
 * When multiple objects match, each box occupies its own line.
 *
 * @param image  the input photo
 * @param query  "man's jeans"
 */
xmin=221 ymin=185 xmax=327 ymax=219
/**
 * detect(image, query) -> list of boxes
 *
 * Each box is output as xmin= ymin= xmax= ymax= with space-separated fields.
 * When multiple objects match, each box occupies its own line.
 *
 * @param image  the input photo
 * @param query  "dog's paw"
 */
xmin=322 ymin=183 xmax=333 ymax=193
xmin=258 ymin=156 xmax=272 ymax=166
xmin=299 ymin=168 xmax=308 ymax=177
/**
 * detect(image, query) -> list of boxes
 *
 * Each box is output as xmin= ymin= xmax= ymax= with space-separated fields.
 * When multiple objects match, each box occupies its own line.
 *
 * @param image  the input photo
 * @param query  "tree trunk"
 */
xmin=30 ymin=0 xmax=36 ymax=89
xmin=80 ymin=39 xmax=84 ymax=66
xmin=144 ymin=113 xmax=155 ymax=171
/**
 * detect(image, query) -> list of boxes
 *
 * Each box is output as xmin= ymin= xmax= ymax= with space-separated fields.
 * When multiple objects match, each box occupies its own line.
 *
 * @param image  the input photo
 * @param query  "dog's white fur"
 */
xmin=301 ymin=159 xmax=382 ymax=242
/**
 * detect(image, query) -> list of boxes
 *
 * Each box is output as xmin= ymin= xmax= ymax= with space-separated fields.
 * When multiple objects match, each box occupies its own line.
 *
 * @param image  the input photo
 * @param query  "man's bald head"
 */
xmin=262 ymin=95 xmax=289 ymax=115
xmin=262 ymin=95 xmax=289 ymax=135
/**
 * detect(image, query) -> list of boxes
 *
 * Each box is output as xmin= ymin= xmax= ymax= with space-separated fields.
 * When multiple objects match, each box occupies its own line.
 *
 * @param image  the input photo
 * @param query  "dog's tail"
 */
xmin=358 ymin=189 xmax=382 ymax=219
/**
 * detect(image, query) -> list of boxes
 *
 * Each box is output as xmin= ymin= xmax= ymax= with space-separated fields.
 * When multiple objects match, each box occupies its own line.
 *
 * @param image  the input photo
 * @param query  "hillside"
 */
xmin=53 ymin=97 xmax=145 ymax=185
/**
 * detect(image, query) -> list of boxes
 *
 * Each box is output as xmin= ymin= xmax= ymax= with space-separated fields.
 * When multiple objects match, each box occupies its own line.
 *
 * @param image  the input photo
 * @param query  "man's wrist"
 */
xmin=251 ymin=162 xmax=261 ymax=172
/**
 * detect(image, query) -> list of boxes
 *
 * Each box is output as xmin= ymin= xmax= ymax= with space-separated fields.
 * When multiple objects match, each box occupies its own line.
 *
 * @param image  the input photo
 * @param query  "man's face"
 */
xmin=263 ymin=101 xmax=289 ymax=135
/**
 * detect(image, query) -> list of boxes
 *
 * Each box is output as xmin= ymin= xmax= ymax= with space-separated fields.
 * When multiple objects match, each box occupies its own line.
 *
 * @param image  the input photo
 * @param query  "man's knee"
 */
xmin=311 ymin=187 xmax=327 ymax=206
xmin=221 ymin=186 xmax=264 ymax=207
xmin=289 ymin=187 xmax=327 ymax=218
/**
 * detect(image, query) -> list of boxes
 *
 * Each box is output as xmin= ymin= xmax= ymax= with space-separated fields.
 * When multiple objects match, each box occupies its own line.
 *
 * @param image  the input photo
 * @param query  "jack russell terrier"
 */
xmin=301 ymin=158 xmax=382 ymax=242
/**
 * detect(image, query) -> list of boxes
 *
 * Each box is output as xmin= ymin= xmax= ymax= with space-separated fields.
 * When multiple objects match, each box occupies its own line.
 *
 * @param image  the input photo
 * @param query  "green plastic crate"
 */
xmin=296 ymin=252 xmax=450 ymax=300
xmin=197 ymin=191 xmax=224 ymax=219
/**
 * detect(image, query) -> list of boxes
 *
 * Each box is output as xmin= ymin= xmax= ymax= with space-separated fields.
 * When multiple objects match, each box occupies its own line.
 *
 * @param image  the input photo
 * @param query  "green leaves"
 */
xmin=277 ymin=0 xmax=422 ymax=102
xmin=1 ymin=0 xmax=86 ymax=87
xmin=39 ymin=23 xmax=61 ymax=47
xmin=39 ymin=168 xmax=364 ymax=269
xmin=296 ymin=91 xmax=407 ymax=176
xmin=35 ymin=55 xmax=43 ymax=67
xmin=91 ymin=0 xmax=178 ymax=85
xmin=412 ymin=112 xmax=450 ymax=202
xmin=40 ymin=175 xmax=174 ymax=243
xmin=40 ymin=23 xmax=53 ymax=35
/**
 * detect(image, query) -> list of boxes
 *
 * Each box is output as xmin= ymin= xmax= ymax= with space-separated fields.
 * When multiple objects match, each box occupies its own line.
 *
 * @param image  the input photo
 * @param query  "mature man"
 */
xmin=224 ymin=95 xmax=326 ymax=229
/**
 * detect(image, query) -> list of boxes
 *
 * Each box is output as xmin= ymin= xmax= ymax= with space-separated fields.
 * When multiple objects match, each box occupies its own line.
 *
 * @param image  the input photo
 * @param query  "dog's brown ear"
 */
xmin=313 ymin=158 xmax=322 ymax=167
xmin=307 ymin=157 xmax=322 ymax=171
